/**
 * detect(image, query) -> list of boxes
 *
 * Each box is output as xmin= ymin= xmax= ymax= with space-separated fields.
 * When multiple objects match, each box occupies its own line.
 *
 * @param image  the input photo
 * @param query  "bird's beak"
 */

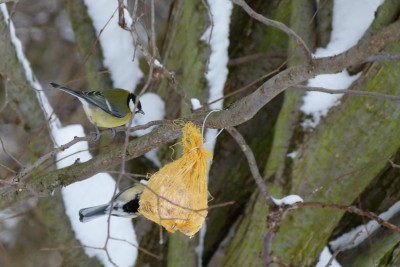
xmin=136 ymin=110 xmax=145 ymax=115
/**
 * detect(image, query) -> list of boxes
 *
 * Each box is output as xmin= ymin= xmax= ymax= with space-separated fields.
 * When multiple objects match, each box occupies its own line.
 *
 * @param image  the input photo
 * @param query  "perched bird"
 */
xmin=79 ymin=183 xmax=145 ymax=223
xmin=50 ymin=82 xmax=144 ymax=139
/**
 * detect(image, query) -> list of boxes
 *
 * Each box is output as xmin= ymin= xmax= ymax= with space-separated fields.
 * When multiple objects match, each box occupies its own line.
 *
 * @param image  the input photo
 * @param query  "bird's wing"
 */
xmin=80 ymin=91 xmax=126 ymax=118
xmin=79 ymin=204 xmax=109 ymax=223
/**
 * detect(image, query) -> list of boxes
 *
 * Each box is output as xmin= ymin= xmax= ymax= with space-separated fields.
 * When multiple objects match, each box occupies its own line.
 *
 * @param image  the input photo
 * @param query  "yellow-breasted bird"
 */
xmin=50 ymin=82 xmax=144 ymax=139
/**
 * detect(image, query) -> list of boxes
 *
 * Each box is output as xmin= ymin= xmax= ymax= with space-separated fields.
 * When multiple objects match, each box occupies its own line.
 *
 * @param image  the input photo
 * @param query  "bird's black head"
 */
xmin=128 ymin=93 xmax=144 ymax=115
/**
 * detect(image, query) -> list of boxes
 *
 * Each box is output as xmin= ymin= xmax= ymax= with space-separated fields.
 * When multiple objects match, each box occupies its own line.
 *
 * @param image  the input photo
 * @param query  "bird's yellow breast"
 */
xmin=89 ymin=108 xmax=132 ymax=128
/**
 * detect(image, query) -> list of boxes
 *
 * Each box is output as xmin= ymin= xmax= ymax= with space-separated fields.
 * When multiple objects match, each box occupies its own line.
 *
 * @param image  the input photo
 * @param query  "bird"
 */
xmin=50 ymin=82 xmax=144 ymax=139
xmin=79 ymin=183 xmax=145 ymax=223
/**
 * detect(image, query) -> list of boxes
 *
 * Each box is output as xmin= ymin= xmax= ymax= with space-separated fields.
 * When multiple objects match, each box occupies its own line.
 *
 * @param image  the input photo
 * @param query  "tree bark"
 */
xmin=0 ymin=5 xmax=97 ymax=266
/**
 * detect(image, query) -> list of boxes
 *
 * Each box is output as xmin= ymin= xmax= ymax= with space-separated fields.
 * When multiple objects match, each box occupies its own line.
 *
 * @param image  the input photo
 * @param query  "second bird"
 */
xmin=79 ymin=183 xmax=145 ymax=222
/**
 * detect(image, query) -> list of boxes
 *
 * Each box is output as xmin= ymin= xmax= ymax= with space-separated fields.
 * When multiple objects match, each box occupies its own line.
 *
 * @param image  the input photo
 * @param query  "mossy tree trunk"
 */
xmin=219 ymin=0 xmax=400 ymax=266
xmin=0 ymin=4 xmax=99 ymax=266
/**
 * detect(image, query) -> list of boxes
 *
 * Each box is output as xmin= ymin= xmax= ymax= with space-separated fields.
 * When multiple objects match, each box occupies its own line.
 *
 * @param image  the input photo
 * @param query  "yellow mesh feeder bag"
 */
xmin=139 ymin=122 xmax=213 ymax=237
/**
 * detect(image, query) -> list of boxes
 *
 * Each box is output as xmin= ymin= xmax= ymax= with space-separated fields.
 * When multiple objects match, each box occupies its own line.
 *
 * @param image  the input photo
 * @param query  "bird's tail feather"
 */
xmin=50 ymin=82 xmax=81 ymax=98
xmin=79 ymin=204 xmax=109 ymax=223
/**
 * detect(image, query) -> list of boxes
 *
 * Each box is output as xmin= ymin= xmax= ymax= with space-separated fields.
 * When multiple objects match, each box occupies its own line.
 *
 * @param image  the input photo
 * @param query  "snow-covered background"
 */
xmin=301 ymin=0 xmax=384 ymax=128
xmin=0 ymin=0 xmax=396 ymax=266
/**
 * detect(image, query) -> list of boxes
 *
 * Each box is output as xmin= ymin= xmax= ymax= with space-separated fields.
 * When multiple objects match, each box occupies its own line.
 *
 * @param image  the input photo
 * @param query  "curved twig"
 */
xmin=294 ymin=201 xmax=400 ymax=234
xmin=294 ymin=85 xmax=400 ymax=102
xmin=232 ymin=0 xmax=312 ymax=61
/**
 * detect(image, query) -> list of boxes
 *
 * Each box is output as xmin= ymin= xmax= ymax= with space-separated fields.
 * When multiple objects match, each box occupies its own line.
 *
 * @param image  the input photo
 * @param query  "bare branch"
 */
xmin=366 ymin=52 xmax=400 ymax=62
xmin=226 ymin=127 xmax=271 ymax=204
xmin=293 ymin=85 xmax=400 ymax=102
xmin=127 ymin=119 xmax=172 ymax=133
xmin=150 ymin=0 xmax=157 ymax=57
xmin=226 ymin=126 xmax=278 ymax=266
xmin=228 ymin=51 xmax=286 ymax=67
xmin=389 ymin=159 xmax=400 ymax=168
xmin=10 ymin=135 xmax=94 ymax=183
xmin=0 ymin=77 xmax=9 ymax=114
xmin=8 ymin=118 xmax=170 ymax=184
xmin=294 ymin=202 xmax=400 ymax=234
xmin=205 ymin=18 xmax=400 ymax=129
xmin=117 ymin=0 xmax=125 ymax=28
xmin=329 ymin=230 xmax=364 ymax=266
xmin=231 ymin=0 xmax=312 ymax=61
xmin=0 ymin=136 xmax=22 ymax=167
xmin=207 ymin=60 xmax=287 ymax=107
xmin=0 ymin=161 xmax=15 ymax=175
xmin=109 ymin=237 xmax=162 ymax=260
xmin=119 ymin=4 xmax=191 ymax=106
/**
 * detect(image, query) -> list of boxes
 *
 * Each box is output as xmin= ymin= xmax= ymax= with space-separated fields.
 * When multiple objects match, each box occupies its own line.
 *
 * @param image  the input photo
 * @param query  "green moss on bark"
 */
xmin=274 ymin=45 xmax=400 ymax=265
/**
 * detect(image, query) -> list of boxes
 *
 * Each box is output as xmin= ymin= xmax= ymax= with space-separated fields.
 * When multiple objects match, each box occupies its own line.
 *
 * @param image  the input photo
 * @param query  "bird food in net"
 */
xmin=139 ymin=122 xmax=212 ymax=237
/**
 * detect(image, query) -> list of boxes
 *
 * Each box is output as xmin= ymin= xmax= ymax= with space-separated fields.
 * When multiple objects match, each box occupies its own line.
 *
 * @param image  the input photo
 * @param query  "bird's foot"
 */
xmin=92 ymin=126 xmax=100 ymax=141
xmin=110 ymin=128 xmax=116 ymax=138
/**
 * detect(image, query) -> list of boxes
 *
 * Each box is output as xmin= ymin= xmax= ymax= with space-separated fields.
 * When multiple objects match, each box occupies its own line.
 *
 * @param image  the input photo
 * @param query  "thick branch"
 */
xmin=0 ymin=125 xmax=181 ymax=209
xmin=206 ymin=18 xmax=400 ymax=129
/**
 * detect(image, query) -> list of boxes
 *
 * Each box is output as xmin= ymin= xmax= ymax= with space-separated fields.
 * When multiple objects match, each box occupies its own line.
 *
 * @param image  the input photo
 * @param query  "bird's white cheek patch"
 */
xmin=129 ymin=98 xmax=135 ymax=112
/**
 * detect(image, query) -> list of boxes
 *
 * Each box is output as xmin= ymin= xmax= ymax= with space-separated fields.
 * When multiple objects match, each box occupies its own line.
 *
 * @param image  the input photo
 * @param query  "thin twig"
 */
xmin=72 ymin=7 xmax=118 ymax=82
xmin=0 ymin=77 xmax=9 ymax=114
xmin=9 ymin=119 xmax=171 ymax=182
xmin=366 ymin=52 xmax=400 ymax=62
xmin=0 ymin=137 xmax=22 ymax=167
xmin=106 ymin=170 xmax=147 ymax=179
xmin=150 ymin=0 xmax=157 ymax=57
xmin=109 ymin=237 xmax=162 ymax=260
xmin=0 ymin=161 xmax=16 ymax=174
xmin=226 ymin=126 xmax=276 ymax=266
xmin=132 ymin=0 xmax=139 ymax=21
xmin=294 ymin=201 xmax=400 ymax=234
xmin=103 ymin=54 xmax=152 ymax=267
xmin=388 ymin=159 xmax=400 ymax=168
xmin=311 ymin=157 xmax=387 ymax=196
xmin=228 ymin=51 xmax=286 ymax=67
xmin=106 ymin=3 xmax=157 ymax=258
xmin=11 ymin=135 xmax=93 ymax=182
xmin=294 ymin=85 xmax=400 ymax=102
xmin=127 ymin=119 xmax=172 ymax=133
xmin=328 ymin=230 xmax=364 ymax=267
xmin=117 ymin=0 xmax=125 ymax=27
xmin=232 ymin=0 xmax=312 ymax=61
xmin=123 ymin=6 xmax=192 ymax=107
xmin=9 ymin=112 xmax=54 ymax=173
xmin=226 ymin=127 xmax=271 ymax=204
xmin=207 ymin=60 xmax=287 ymax=107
